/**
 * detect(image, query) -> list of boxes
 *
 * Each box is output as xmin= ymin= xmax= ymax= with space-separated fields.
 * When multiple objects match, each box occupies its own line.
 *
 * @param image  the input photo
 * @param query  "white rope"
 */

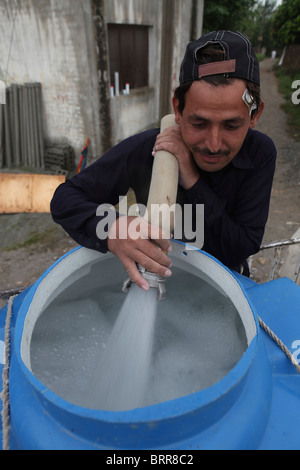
xmin=1 ymin=295 xmax=16 ymax=451
xmin=258 ymin=316 xmax=300 ymax=374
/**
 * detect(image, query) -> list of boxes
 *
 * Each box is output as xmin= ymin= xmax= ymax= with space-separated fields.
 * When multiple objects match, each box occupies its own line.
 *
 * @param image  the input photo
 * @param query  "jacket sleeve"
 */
xmin=50 ymin=132 xmax=152 ymax=253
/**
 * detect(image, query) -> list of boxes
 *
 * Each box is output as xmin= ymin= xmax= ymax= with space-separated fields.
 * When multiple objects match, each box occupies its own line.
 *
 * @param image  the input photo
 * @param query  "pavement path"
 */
xmin=251 ymin=58 xmax=300 ymax=283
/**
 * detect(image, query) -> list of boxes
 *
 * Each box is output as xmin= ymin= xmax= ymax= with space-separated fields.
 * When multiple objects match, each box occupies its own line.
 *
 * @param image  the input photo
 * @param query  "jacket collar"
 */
xmin=231 ymin=131 xmax=255 ymax=169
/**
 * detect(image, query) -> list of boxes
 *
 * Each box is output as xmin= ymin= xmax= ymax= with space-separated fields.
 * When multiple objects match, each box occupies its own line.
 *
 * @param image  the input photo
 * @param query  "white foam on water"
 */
xmin=30 ymin=297 xmax=112 ymax=403
xmin=30 ymin=266 xmax=247 ymax=410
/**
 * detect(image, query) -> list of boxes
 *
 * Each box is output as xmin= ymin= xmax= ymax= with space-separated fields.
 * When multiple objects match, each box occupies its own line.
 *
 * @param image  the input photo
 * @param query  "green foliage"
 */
xmin=271 ymin=0 xmax=300 ymax=45
xmin=275 ymin=67 xmax=300 ymax=140
xmin=202 ymin=0 xmax=300 ymax=53
xmin=202 ymin=0 xmax=279 ymax=54
xmin=202 ymin=0 xmax=257 ymax=33
xmin=242 ymin=0 xmax=278 ymax=53
xmin=256 ymin=53 xmax=266 ymax=61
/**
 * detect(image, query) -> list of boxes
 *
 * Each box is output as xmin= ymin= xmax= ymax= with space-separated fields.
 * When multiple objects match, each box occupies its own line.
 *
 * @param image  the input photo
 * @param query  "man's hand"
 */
xmin=153 ymin=125 xmax=199 ymax=190
xmin=107 ymin=216 xmax=172 ymax=291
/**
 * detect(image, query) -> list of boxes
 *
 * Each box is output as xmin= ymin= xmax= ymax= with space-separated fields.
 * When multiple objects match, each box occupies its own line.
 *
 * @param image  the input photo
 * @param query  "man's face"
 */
xmin=173 ymin=79 xmax=263 ymax=172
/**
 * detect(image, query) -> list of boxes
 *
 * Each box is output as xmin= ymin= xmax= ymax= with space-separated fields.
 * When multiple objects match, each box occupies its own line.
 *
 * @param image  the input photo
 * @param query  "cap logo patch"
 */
xmin=198 ymin=59 xmax=236 ymax=79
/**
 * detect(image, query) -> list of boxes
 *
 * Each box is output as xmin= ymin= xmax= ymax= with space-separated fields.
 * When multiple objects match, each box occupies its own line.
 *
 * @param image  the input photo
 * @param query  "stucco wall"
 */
xmin=106 ymin=0 xmax=204 ymax=144
xmin=105 ymin=0 xmax=163 ymax=142
xmin=0 ymin=0 xmax=100 ymax=159
xmin=0 ymin=0 xmax=204 ymax=163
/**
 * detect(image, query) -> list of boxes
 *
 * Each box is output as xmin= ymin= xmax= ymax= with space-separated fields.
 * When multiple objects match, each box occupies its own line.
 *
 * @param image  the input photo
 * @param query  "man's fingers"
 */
xmin=107 ymin=216 xmax=173 ymax=291
xmin=122 ymin=258 xmax=150 ymax=291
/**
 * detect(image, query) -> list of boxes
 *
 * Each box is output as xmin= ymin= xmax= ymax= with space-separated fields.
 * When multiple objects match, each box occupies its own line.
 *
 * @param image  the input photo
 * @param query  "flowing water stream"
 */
xmin=87 ymin=283 xmax=157 ymax=410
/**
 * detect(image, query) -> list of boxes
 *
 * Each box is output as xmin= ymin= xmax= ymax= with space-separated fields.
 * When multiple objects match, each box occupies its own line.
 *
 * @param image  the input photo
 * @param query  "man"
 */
xmin=51 ymin=30 xmax=276 ymax=291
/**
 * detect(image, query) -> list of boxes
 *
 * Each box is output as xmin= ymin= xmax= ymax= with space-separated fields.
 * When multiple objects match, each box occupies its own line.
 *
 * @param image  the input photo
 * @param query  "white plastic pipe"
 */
xmin=144 ymin=114 xmax=179 ymax=237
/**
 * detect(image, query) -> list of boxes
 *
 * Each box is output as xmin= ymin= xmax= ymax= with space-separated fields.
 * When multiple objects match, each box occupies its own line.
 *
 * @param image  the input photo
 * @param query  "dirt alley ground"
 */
xmin=1 ymin=58 xmax=300 ymax=309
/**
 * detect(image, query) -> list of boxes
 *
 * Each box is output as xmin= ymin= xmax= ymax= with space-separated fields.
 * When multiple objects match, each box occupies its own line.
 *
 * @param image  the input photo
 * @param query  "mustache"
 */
xmin=193 ymin=147 xmax=230 ymax=157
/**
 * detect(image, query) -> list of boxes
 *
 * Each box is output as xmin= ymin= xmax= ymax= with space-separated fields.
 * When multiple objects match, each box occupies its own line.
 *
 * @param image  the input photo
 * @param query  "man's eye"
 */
xmin=192 ymin=122 xmax=206 ymax=128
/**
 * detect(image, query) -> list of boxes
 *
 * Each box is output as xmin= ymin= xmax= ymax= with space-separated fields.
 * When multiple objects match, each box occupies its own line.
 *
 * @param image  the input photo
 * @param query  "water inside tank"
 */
xmin=30 ymin=256 xmax=247 ymax=410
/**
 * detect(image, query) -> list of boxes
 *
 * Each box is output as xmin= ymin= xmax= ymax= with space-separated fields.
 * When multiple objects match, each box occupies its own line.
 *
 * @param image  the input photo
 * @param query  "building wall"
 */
xmin=106 ymin=0 xmax=204 ymax=144
xmin=105 ymin=0 xmax=163 ymax=143
xmin=0 ymin=0 xmax=203 ymax=163
xmin=0 ymin=0 xmax=100 ymax=160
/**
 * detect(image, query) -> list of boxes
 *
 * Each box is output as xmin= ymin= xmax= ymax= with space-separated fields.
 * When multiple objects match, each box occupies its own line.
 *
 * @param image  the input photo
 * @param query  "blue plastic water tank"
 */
xmin=1 ymin=241 xmax=300 ymax=450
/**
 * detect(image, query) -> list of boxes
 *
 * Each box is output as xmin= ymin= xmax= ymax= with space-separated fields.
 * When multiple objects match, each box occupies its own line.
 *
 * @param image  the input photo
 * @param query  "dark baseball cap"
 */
xmin=179 ymin=30 xmax=260 ymax=86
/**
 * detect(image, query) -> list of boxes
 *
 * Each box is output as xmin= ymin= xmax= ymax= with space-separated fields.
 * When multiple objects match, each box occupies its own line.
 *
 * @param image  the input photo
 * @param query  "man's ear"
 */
xmin=249 ymin=101 xmax=264 ymax=128
xmin=172 ymin=96 xmax=181 ymax=125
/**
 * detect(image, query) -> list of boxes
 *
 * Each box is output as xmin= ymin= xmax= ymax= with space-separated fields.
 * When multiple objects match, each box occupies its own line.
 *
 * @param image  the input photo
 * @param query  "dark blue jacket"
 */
xmin=51 ymin=128 xmax=276 ymax=272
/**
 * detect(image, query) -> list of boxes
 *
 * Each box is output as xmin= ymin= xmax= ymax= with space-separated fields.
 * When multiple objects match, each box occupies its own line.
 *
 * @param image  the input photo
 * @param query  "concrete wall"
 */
xmin=106 ymin=0 xmax=204 ymax=144
xmin=105 ymin=0 xmax=163 ymax=143
xmin=0 ymin=0 xmax=100 ymax=160
xmin=0 ymin=0 xmax=204 ymax=163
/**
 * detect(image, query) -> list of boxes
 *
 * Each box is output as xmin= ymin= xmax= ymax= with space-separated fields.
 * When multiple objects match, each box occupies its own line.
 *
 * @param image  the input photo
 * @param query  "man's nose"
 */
xmin=205 ymin=126 xmax=222 ymax=154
